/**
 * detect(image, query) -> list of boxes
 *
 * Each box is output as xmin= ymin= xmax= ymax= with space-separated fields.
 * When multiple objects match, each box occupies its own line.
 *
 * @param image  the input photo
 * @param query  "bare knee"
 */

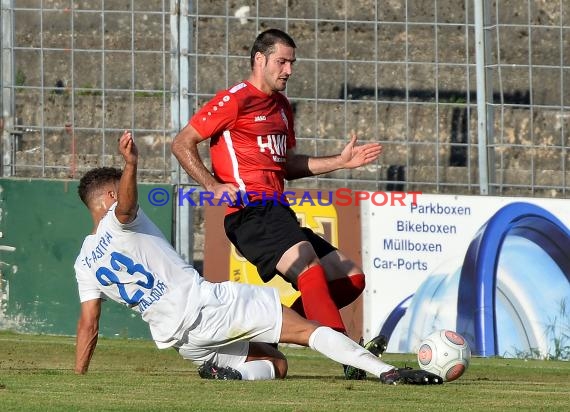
xmin=276 ymin=241 xmax=320 ymax=280
xmin=246 ymin=342 xmax=289 ymax=378
xmin=272 ymin=357 xmax=288 ymax=378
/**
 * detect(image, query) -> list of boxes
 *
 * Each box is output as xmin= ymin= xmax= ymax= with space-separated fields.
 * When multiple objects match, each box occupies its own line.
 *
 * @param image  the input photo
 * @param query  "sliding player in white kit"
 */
xmin=73 ymin=130 xmax=441 ymax=385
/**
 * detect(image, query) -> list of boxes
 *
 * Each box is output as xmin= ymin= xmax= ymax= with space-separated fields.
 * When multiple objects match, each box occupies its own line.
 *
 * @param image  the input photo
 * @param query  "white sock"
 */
xmin=236 ymin=359 xmax=276 ymax=381
xmin=308 ymin=326 xmax=394 ymax=377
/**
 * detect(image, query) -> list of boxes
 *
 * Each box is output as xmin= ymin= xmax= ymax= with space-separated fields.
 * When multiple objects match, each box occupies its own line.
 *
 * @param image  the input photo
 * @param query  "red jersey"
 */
xmin=189 ymin=81 xmax=296 ymax=211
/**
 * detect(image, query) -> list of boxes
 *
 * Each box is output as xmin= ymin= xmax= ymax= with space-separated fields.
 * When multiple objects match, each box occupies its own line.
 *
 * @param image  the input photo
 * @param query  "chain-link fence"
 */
xmin=1 ymin=0 xmax=173 ymax=181
xmin=1 ymin=0 xmax=569 ymax=197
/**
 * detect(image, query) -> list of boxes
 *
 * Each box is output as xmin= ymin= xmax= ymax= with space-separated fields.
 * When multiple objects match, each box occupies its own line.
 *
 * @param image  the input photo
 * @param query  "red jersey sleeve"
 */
xmin=189 ymin=90 xmax=239 ymax=141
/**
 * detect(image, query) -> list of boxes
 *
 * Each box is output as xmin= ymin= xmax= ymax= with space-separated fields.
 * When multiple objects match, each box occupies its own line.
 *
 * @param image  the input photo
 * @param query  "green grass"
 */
xmin=0 ymin=331 xmax=568 ymax=411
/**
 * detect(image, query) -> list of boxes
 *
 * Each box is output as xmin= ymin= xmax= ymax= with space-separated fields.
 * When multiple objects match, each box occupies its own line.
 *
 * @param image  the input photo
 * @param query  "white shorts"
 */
xmin=174 ymin=280 xmax=282 ymax=370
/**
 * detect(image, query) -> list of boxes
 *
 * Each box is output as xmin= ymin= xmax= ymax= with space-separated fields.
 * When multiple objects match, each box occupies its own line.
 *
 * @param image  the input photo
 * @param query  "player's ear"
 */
xmin=255 ymin=51 xmax=266 ymax=66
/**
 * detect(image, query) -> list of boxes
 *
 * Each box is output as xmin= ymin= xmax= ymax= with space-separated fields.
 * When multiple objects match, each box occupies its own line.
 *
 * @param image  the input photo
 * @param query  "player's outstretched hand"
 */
xmin=380 ymin=367 xmax=443 ymax=385
xmin=339 ymin=133 xmax=383 ymax=169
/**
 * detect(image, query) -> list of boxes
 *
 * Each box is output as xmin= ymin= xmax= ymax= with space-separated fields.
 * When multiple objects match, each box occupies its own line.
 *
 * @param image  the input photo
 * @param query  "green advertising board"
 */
xmin=0 ymin=178 xmax=174 ymax=340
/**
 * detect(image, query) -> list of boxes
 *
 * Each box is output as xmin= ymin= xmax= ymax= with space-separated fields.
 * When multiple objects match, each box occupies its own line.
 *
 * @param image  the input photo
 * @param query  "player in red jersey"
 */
xmin=172 ymin=29 xmax=385 ymax=379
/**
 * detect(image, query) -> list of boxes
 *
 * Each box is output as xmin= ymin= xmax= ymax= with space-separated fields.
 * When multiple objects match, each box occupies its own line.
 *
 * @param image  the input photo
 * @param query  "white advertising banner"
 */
xmin=361 ymin=194 xmax=570 ymax=358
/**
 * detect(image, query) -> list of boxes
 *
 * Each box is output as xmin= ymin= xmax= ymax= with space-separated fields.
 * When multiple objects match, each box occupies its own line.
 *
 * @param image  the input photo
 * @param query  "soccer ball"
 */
xmin=417 ymin=329 xmax=471 ymax=382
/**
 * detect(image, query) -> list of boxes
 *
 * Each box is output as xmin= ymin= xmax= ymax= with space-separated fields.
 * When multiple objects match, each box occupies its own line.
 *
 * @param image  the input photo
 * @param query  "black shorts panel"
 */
xmin=224 ymin=201 xmax=336 ymax=282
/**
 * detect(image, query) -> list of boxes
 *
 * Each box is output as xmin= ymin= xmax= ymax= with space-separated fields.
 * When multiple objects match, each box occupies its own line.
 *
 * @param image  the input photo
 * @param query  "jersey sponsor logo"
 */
xmin=254 ymin=115 xmax=267 ymax=122
xmin=257 ymin=134 xmax=286 ymax=159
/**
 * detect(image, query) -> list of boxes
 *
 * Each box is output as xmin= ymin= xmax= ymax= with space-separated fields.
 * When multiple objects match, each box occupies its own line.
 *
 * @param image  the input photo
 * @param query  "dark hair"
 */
xmin=78 ymin=167 xmax=122 ymax=206
xmin=250 ymin=28 xmax=296 ymax=69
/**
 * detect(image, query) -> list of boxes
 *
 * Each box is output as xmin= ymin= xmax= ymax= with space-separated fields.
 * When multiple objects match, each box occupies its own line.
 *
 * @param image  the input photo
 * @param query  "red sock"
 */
xmin=292 ymin=274 xmax=365 ymax=313
xmin=327 ymin=274 xmax=366 ymax=309
xmin=297 ymin=265 xmax=346 ymax=333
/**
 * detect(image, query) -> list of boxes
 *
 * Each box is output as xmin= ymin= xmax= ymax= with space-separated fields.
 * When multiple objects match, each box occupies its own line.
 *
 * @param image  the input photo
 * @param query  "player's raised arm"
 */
xmin=115 ymin=130 xmax=139 ymax=224
xmin=171 ymin=124 xmax=240 ymax=203
xmin=75 ymin=298 xmax=102 ymax=374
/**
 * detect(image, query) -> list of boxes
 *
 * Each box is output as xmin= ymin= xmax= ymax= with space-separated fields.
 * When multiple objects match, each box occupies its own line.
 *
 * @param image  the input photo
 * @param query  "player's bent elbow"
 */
xmin=170 ymin=137 xmax=183 ymax=157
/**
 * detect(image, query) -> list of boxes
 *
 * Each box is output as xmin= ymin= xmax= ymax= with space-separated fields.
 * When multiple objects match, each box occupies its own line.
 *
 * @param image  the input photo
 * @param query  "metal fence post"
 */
xmin=170 ymin=0 xmax=193 ymax=263
xmin=1 ymin=0 xmax=13 ymax=177
xmin=474 ymin=0 xmax=495 ymax=195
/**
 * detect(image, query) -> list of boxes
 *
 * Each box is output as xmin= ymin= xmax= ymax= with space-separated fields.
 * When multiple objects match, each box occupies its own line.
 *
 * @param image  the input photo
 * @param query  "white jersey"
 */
xmin=74 ymin=203 xmax=203 ymax=349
